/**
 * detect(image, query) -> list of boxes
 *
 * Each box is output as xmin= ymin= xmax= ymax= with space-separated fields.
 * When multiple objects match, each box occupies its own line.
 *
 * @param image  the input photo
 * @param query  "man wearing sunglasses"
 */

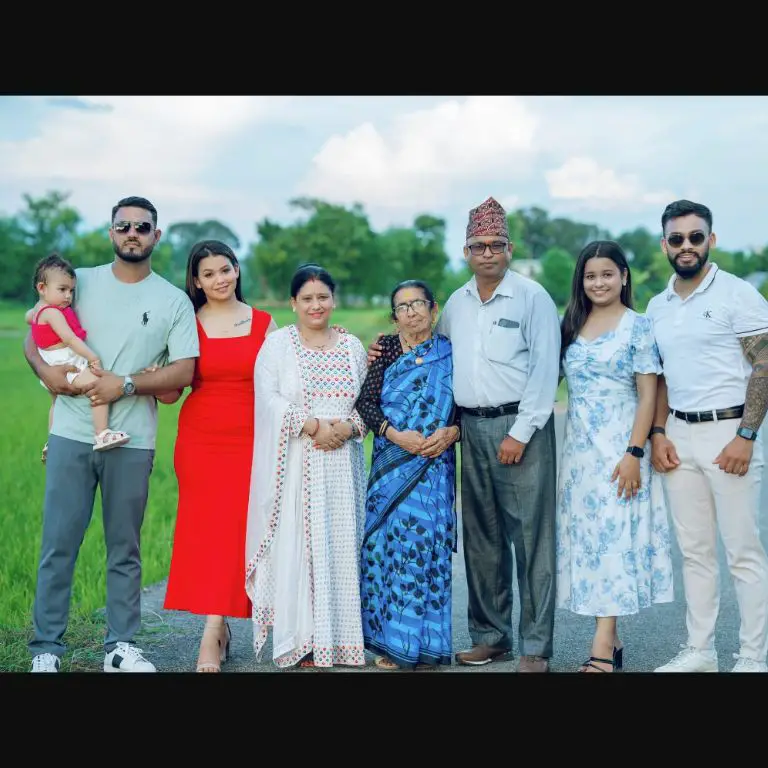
xmin=22 ymin=196 xmax=199 ymax=673
xmin=646 ymin=199 xmax=768 ymax=673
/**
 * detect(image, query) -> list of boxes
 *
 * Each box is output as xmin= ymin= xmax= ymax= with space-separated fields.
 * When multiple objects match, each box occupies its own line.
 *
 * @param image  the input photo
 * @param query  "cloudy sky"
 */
xmin=1 ymin=95 xmax=767 ymax=266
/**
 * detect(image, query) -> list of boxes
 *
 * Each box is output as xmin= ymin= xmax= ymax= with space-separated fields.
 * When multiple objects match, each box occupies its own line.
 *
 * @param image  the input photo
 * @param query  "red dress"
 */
xmin=164 ymin=307 xmax=272 ymax=618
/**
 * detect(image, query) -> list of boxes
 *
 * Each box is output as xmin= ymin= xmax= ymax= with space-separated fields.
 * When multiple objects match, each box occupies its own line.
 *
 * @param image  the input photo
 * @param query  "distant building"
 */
xmin=511 ymin=259 xmax=542 ymax=279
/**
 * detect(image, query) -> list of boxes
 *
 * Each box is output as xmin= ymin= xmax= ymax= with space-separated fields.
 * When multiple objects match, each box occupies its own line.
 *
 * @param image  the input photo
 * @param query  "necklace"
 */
xmin=299 ymin=327 xmax=333 ymax=351
xmin=399 ymin=332 xmax=431 ymax=365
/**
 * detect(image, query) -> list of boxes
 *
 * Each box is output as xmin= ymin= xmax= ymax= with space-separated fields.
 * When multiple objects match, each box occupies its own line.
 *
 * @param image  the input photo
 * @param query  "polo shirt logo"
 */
xmin=703 ymin=310 xmax=712 ymax=319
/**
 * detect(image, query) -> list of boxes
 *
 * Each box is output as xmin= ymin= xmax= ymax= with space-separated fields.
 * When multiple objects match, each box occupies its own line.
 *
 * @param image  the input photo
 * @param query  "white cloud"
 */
xmin=0 ymin=96 xmax=292 ymax=197
xmin=297 ymin=96 xmax=539 ymax=210
xmin=545 ymin=157 xmax=674 ymax=210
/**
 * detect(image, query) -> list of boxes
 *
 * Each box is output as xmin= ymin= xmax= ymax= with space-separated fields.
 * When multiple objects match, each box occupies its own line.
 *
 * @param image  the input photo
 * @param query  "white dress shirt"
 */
xmin=435 ymin=268 xmax=561 ymax=444
xmin=646 ymin=263 xmax=768 ymax=412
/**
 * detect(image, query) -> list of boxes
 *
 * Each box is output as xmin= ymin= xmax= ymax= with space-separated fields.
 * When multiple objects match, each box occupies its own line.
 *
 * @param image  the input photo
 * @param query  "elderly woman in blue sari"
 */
xmin=355 ymin=280 xmax=460 ymax=670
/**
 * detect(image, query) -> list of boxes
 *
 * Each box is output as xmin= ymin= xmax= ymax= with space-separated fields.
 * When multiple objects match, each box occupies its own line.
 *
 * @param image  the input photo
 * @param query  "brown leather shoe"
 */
xmin=455 ymin=644 xmax=512 ymax=666
xmin=517 ymin=655 xmax=550 ymax=672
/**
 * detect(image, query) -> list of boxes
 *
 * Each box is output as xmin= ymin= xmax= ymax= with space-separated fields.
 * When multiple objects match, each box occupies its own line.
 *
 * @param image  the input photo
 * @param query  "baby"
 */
xmin=27 ymin=254 xmax=130 ymax=462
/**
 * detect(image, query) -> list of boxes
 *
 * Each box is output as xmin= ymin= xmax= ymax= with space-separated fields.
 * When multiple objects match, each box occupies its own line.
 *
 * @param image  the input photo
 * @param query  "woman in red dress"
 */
xmin=160 ymin=240 xmax=275 ymax=672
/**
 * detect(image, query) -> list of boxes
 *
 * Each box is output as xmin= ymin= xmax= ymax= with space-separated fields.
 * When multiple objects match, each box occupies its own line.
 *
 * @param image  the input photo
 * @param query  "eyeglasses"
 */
xmin=666 ymin=231 xmax=706 ymax=248
xmin=468 ymin=241 xmax=507 ymax=256
xmin=113 ymin=220 xmax=153 ymax=235
xmin=394 ymin=299 xmax=430 ymax=315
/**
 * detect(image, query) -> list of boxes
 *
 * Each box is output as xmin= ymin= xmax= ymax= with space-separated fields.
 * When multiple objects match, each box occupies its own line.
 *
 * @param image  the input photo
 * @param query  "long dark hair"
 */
xmin=560 ymin=240 xmax=633 ymax=360
xmin=185 ymin=240 xmax=243 ymax=310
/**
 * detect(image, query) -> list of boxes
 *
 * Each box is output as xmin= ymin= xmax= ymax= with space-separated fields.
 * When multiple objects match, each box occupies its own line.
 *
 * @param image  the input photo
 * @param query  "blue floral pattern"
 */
xmin=556 ymin=310 xmax=674 ymax=616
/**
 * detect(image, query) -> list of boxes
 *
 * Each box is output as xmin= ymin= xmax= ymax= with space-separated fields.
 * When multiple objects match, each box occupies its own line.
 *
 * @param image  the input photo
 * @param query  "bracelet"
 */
xmin=306 ymin=418 xmax=320 ymax=438
xmin=649 ymin=426 xmax=666 ymax=438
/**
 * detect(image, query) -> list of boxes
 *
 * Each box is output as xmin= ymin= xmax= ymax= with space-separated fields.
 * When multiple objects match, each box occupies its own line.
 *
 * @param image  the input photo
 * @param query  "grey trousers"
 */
xmin=460 ymin=412 xmax=557 ymax=657
xmin=29 ymin=434 xmax=155 ymax=657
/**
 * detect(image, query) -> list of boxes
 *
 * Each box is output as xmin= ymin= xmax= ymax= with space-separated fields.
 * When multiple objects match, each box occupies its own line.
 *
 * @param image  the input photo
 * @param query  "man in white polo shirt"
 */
xmin=647 ymin=199 xmax=768 ymax=673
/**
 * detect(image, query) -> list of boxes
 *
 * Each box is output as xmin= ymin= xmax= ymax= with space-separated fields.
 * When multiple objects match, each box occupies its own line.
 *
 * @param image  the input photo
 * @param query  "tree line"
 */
xmin=2 ymin=191 xmax=767 ymax=311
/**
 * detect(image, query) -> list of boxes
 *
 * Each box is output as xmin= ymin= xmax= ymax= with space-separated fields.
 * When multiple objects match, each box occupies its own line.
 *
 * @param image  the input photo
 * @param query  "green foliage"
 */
xmin=164 ymin=219 xmax=242 ymax=289
xmin=617 ymin=227 xmax=658 ymax=271
xmin=539 ymin=247 xmax=575 ymax=307
xmin=0 ymin=189 xmax=765 ymax=313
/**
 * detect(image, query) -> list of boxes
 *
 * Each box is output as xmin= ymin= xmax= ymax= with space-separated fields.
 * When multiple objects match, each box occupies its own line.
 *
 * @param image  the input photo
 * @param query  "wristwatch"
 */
xmin=626 ymin=445 xmax=644 ymax=458
xmin=122 ymin=375 xmax=136 ymax=397
xmin=736 ymin=426 xmax=758 ymax=441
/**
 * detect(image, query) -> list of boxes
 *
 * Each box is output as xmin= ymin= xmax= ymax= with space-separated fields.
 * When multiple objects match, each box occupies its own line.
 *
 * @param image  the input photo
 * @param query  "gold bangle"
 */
xmin=379 ymin=420 xmax=389 ymax=437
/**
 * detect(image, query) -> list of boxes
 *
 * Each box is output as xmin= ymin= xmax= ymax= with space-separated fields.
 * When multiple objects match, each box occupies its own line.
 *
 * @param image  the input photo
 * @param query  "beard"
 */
xmin=114 ymin=240 xmax=154 ymax=263
xmin=670 ymin=245 xmax=709 ymax=278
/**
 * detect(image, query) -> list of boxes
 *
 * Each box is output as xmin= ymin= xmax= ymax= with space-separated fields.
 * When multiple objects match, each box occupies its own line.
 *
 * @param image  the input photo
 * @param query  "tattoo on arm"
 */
xmin=740 ymin=333 xmax=768 ymax=432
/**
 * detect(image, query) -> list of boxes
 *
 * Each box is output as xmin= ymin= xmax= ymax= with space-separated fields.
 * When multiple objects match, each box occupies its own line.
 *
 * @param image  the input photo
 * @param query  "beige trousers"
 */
xmin=662 ymin=414 xmax=768 ymax=661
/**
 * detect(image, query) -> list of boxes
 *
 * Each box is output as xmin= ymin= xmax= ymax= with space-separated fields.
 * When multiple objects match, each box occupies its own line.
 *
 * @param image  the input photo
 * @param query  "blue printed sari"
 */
xmin=360 ymin=333 xmax=456 ymax=668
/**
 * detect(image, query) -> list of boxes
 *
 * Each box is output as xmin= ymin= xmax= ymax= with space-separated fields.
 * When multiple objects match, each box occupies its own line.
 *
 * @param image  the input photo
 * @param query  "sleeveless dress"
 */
xmin=164 ymin=307 xmax=272 ymax=618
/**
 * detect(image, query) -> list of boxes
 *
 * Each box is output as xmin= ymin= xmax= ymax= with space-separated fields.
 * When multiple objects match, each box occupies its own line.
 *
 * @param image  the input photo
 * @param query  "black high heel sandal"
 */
xmin=579 ymin=655 xmax=615 ymax=672
xmin=613 ymin=646 xmax=623 ymax=670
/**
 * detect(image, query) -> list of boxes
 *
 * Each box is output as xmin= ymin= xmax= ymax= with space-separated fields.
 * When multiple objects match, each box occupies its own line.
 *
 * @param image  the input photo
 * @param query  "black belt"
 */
xmin=461 ymin=402 xmax=520 ymax=418
xmin=669 ymin=405 xmax=744 ymax=423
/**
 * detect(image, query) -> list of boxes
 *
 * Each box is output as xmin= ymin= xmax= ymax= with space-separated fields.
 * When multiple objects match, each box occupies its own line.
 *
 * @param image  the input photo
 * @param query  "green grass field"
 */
xmin=0 ymin=300 xmax=565 ymax=671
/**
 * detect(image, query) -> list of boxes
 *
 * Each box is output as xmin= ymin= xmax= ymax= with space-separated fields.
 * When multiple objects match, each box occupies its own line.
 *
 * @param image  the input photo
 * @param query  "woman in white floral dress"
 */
xmin=556 ymin=241 xmax=674 ymax=672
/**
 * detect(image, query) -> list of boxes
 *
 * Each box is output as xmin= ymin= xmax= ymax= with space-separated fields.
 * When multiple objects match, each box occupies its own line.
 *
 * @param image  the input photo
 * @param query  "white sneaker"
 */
xmin=31 ymin=653 xmax=60 ymax=672
xmin=104 ymin=642 xmax=156 ymax=673
xmin=731 ymin=654 xmax=768 ymax=672
xmin=654 ymin=645 xmax=718 ymax=672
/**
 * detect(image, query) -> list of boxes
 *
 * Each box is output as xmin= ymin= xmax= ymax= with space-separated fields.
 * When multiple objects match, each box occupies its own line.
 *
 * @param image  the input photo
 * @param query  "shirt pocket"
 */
xmin=485 ymin=318 xmax=524 ymax=366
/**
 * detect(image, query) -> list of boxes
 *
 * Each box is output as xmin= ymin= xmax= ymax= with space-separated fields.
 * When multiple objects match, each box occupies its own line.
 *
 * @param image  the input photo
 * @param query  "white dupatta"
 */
xmin=245 ymin=326 xmax=315 ymax=663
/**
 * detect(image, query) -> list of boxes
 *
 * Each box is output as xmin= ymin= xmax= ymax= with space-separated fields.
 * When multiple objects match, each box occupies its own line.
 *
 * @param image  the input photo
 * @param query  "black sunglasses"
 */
xmin=666 ymin=230 xmax=706 ymax=248
xmin=113 ymin=220 xmax=153 ymax=235
xmin=468 ymin=241 xmax=507 ymax=256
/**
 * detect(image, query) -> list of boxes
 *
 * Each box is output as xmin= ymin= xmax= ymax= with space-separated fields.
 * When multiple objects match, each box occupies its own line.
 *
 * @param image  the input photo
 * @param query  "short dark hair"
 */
xmin=661 ymin=199 xmax=712 ymax=234
xmin=290 ymin=263 xmax=336 ymax=298
xmin=33 ymin=253 xmax=76 ymax=290
xmin=185 ymin=240 xmax=243 ymax=310
xmin=111 ymin=196 xmax=158 ymax=227
xmin=389 ymin=279 xmax=436 ymax=321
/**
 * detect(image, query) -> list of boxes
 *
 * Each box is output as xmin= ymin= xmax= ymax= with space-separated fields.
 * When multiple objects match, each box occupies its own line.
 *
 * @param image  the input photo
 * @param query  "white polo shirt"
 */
xmin=646 ymin=263 xmax=768 ymax=412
